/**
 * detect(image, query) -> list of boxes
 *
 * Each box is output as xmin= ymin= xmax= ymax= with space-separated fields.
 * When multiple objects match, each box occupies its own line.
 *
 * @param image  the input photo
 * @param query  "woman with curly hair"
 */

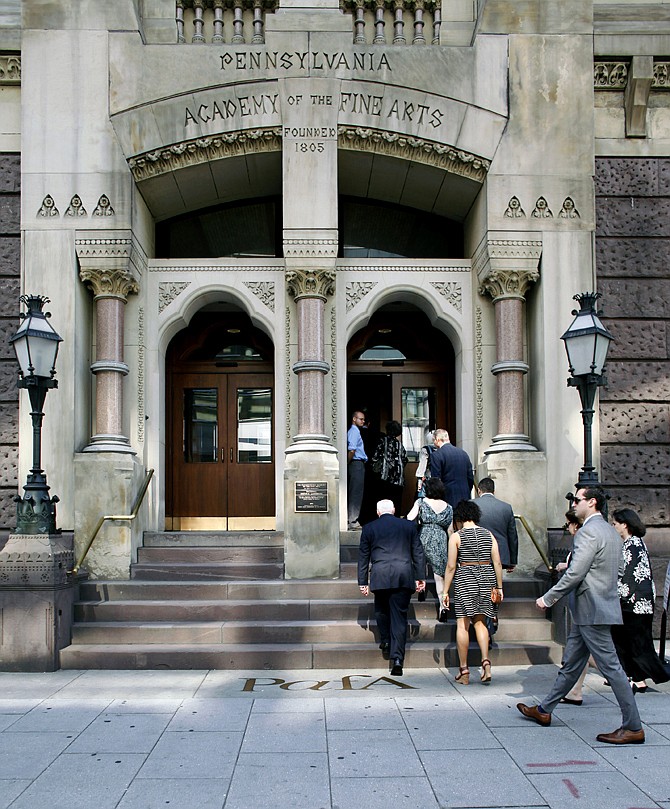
xmin=442 ymin=500 xmax=503 ymax=685
xmin=611 ymin=508 xmax=669 ymax=693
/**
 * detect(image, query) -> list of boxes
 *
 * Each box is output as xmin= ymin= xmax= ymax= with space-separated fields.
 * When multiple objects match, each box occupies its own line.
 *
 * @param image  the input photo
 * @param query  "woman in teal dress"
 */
xmin=407 ymin=477 xmax=453 ymax=605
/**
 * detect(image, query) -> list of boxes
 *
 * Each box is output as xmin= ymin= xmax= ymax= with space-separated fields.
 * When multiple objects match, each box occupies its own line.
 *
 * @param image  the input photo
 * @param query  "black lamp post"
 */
xmin=9 ymin=295 xmax=63 ymax=534
xmin=560 ymin=292 xmax=614 ymax=490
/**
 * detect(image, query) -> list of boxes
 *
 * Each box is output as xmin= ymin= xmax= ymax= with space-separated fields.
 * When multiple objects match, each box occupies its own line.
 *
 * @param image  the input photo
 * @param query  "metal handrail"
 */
xmin=514 ymin=513 xmax=553 ymax=572
xmin=70 ymin=468 xmax=154 ymax=575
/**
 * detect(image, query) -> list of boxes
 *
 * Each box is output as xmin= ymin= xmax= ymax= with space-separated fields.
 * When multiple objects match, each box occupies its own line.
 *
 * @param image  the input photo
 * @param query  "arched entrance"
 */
xmin=166 ymin=305 xmax=275 ymax=530
xmin=347 ymin=303 xmax=456 ymax=520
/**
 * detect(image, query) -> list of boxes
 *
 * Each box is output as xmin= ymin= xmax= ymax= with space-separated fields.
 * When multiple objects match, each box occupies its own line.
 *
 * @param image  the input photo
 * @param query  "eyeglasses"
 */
xmin=573 ymin=497 xmax=586 ymax=503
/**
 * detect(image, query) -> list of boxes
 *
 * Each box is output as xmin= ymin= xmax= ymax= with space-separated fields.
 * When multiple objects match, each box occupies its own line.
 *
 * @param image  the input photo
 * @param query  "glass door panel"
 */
xmin=236 ymin=387 xmax=272 ymax=463
xmin=401 ymin=387 xmax=435 ymax=462
xmin=184 ymin=388 xmax=218 ymax=463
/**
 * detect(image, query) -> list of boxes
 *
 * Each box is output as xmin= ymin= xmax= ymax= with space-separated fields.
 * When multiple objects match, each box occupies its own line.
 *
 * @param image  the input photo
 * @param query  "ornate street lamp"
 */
xmin=9 ymin=295 xmax=62 ymax=534
xmin=561 ymin=292 xmax=614 ymax=489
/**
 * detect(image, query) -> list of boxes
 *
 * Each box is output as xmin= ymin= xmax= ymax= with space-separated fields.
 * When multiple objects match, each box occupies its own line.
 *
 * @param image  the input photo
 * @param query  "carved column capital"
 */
xmin=286 ymin=269 xmax=336 ymax=302
xmin=478 ymin=268 xmax=539 ymax=302
xmin=79 ymin=268 xmax=139 ymax=301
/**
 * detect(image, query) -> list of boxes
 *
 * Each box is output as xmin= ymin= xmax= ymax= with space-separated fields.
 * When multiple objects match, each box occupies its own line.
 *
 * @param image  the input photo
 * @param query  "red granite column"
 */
xmin=78 ymin=268 xmax=139 ymax=453
xmin=480 ymin=268 xmax=538 ymax=452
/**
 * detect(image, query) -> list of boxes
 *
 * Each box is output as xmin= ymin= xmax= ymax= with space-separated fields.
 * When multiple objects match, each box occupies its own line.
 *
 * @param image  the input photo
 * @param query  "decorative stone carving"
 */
xmin=37 ymin=195 xmax=59 ymax=217
xmin=430 ymin=282 xmax=462 ymax=312
xmin=158 ymin=281 xmax=191 ymax=313
xmin=75 ymin=233 xmax=146 ymax=285
xmin=475 ymin=306 xmax=483 ymax=441
xmin=283 ymin=239 xmax=338 ymax=258
xmin=243 ymin=281 xmax=275 ymax=311
xmin=129 ymin=128 xmax=283 ymax=181
xmin=504 ymin=196 xmax=525 ymax=218
xmin=285 ymin=305 xmax=292 ymax=442
xmin=346 ymin=281 xmax=377 ymax=311
xmin=594 ymin=61 xmax=629 ymax=89
xmin=330 ymin=306 xmax=337 ymax=440
xmin=653 ymin=62 xmax=670 ymax=87
xmin=137 ymin=307 xmax=145 ymax=444
xmin=64 ymin=195 xmax=87 ymax=217
xmin=92 ymin=194 xmax=115 ymax=217
xmin=0 ymin=534 xmax=74 ymax=588
xmin=0 ymin=54 xmax=20 ymax=84
xmin=559 ymin=197 xmax=580 ymax=218
xmin=286 ymin=269 xmax=336 ymax=301
xmin=339 ymin=127 xmax=490 ymax=182
xmin=79 ymin=268 xmax=140 ymax=299
xmin=479 ymin=268 xmax=539 ymax=301
xmin=531 ymin=196 xmax=552 ymax=218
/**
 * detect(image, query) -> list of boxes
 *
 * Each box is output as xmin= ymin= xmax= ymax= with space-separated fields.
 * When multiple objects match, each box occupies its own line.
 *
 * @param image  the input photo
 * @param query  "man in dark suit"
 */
xmin=430 ymin=429 xmax=474 ymax=507
xmin=473 ymin=478 xmax=518 ymax=571
xmin=517 ymin=486 xmax=644 ymax=745
xmin=358 ymin=499 xmax=426 ymax=676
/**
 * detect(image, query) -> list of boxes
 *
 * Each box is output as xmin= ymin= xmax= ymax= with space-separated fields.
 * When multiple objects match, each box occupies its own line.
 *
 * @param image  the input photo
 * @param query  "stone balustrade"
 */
xmin=177 ymin=0 xmax=441 ymax=45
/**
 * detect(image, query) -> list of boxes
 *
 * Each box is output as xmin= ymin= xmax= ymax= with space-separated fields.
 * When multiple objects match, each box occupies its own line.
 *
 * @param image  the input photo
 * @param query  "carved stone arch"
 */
xmin=157 ymin=280 xmax=279 ymax=357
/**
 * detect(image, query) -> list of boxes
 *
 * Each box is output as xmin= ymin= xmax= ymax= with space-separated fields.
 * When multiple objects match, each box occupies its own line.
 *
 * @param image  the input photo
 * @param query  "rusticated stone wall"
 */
xmin=595 ymin=157 xmax=670 ymax=629
xmin=0 ymin=153 xmax=20 ymax=531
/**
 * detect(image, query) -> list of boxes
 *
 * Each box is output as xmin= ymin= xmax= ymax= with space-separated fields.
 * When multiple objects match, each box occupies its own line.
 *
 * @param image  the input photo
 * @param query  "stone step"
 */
xmin=137 ymin=546 xmax=283 ymax=563
xmin=130 ymin=562 xmax=285 ymax=581
xmin=80 ymin=577 xmax=543 ymax=601
xmin=143 ymin=531 xmax=284 ymax=547
xmin=70 ymin=617 xmax=553 ymax=645
xmin=59 ymin=640 xmax=564 ymax=670
xmin=74 ymin=596 xmax=540 ymax=623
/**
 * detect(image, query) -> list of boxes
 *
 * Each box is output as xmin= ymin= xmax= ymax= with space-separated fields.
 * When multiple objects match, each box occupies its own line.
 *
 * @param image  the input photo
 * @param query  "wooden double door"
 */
xmin=168 ymin=372 xmax=275 ymax=529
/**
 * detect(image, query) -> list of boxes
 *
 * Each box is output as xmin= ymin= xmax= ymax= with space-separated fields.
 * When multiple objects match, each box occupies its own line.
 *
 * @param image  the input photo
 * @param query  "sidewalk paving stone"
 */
xmin=0 ymin=664 xmax=668 ymax=808
xmin=331 ymin=775 xmax=441 ymax=809
xmin=67 ymin=712 xmax=174 ymax=753
xmin=225 ymin=752 xmax=329 ymax=809
xmin=137 ymin=730 xmax=242 ymax=780
xmin=8 ymin=752 xmax=146 ymax=809
xmin=528 ymin=771 xmax=660 ymax=809
xmin=116 ymin=777 xmax=228 ymax=809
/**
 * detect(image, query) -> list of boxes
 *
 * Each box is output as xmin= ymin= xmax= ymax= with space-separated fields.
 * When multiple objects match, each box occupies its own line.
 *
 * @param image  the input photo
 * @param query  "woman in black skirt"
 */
xmin=611 ymin=508 xmax=669 ymax=693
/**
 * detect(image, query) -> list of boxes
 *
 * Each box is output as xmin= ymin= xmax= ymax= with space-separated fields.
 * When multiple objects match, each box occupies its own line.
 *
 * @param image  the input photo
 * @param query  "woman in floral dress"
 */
xmin=406 ymin=477 xmax=452 ymax=605
xmin=611 ymin=508 xmax=669 ymax=693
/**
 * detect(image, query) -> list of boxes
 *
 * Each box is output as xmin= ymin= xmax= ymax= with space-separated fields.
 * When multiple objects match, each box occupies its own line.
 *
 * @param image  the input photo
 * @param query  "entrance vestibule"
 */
xmin=166 ymin=307 xmax=275 ymax=530
xmin=347 ymin=304 xmax=456 ymax=519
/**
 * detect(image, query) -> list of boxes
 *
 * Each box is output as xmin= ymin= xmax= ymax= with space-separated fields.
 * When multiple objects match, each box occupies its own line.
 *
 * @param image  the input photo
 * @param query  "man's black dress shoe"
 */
xmin=379 ymin=642 xmax=390 ymax=660
xmin=390 ymin=659 xmax=403 ymax=676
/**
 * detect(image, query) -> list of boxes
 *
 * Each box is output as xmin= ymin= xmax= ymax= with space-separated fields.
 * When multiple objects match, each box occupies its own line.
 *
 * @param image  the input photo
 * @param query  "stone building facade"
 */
xmin=0 ymin=1 xmax=668 ymax=598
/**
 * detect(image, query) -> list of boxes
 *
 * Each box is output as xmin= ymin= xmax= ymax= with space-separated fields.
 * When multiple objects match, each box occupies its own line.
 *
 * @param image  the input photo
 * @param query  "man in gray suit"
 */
xmin=517 ymin=486 xmax=644 ymax=745
xmin=473 ymin=478 xmax=518 ymax=571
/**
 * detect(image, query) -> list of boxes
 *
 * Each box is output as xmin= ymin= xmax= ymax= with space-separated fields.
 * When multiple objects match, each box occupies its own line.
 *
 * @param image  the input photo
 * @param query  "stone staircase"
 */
xmin=59 ymin=531 xmax=563 ymax=670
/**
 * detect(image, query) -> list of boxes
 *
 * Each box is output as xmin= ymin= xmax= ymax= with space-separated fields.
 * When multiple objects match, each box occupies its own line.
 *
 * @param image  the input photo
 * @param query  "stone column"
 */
xmin=76 ymin=252 xmax=139 ymax=453
xmin=480 ymin=269 xmax=538 ymax=451
xmin=287 ymin=269 xmax=336 ymax=443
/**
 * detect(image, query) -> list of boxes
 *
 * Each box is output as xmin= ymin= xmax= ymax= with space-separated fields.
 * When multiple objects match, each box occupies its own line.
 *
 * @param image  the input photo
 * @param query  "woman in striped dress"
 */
xmin=442 ymin=500 xmax=504 ymax=685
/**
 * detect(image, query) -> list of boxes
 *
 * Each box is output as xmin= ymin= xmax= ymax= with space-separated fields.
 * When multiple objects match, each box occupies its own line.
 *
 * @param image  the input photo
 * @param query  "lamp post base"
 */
xmin=0 ymin=532 xmax=76 ymax=670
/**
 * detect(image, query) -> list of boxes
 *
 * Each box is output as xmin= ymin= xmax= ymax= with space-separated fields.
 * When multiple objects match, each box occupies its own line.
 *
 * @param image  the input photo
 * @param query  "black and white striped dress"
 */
xmin=453 ymin=525 xmax=498 ymax=618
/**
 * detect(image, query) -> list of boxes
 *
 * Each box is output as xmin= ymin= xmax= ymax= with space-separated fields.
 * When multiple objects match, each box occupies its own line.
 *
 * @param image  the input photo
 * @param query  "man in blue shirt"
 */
xmin=347 ymin=411 xmax=367 ymax=530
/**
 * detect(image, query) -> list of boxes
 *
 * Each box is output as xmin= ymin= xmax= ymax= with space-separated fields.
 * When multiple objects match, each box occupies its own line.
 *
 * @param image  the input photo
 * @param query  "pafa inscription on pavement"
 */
xmin=240 ymin=675 xmax=417 ymax=691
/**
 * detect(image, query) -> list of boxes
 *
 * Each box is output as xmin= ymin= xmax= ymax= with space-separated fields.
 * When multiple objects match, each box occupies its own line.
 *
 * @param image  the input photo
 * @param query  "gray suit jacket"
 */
xmin=473 ymin=493 xmax=518 ymax=567
xmin=542 ymin=513 xmax=624 ymax=626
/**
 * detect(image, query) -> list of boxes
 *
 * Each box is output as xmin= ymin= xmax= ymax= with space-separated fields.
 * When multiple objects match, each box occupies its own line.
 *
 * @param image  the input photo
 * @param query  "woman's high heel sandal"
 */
xmin=481 ymin=659 xmax=492 ymax=683
xmin=455 ymin=666 xmax=470 ymax=685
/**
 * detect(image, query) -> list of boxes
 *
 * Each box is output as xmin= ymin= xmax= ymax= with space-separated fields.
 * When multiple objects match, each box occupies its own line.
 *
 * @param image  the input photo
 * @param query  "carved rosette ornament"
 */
xmin=79 ymin=268 xmax=140 ymax=300
xmin=478 ymin=268 xmax=539 ymax=302
xmin=286 ymin=269 xmax=336 ymax=301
